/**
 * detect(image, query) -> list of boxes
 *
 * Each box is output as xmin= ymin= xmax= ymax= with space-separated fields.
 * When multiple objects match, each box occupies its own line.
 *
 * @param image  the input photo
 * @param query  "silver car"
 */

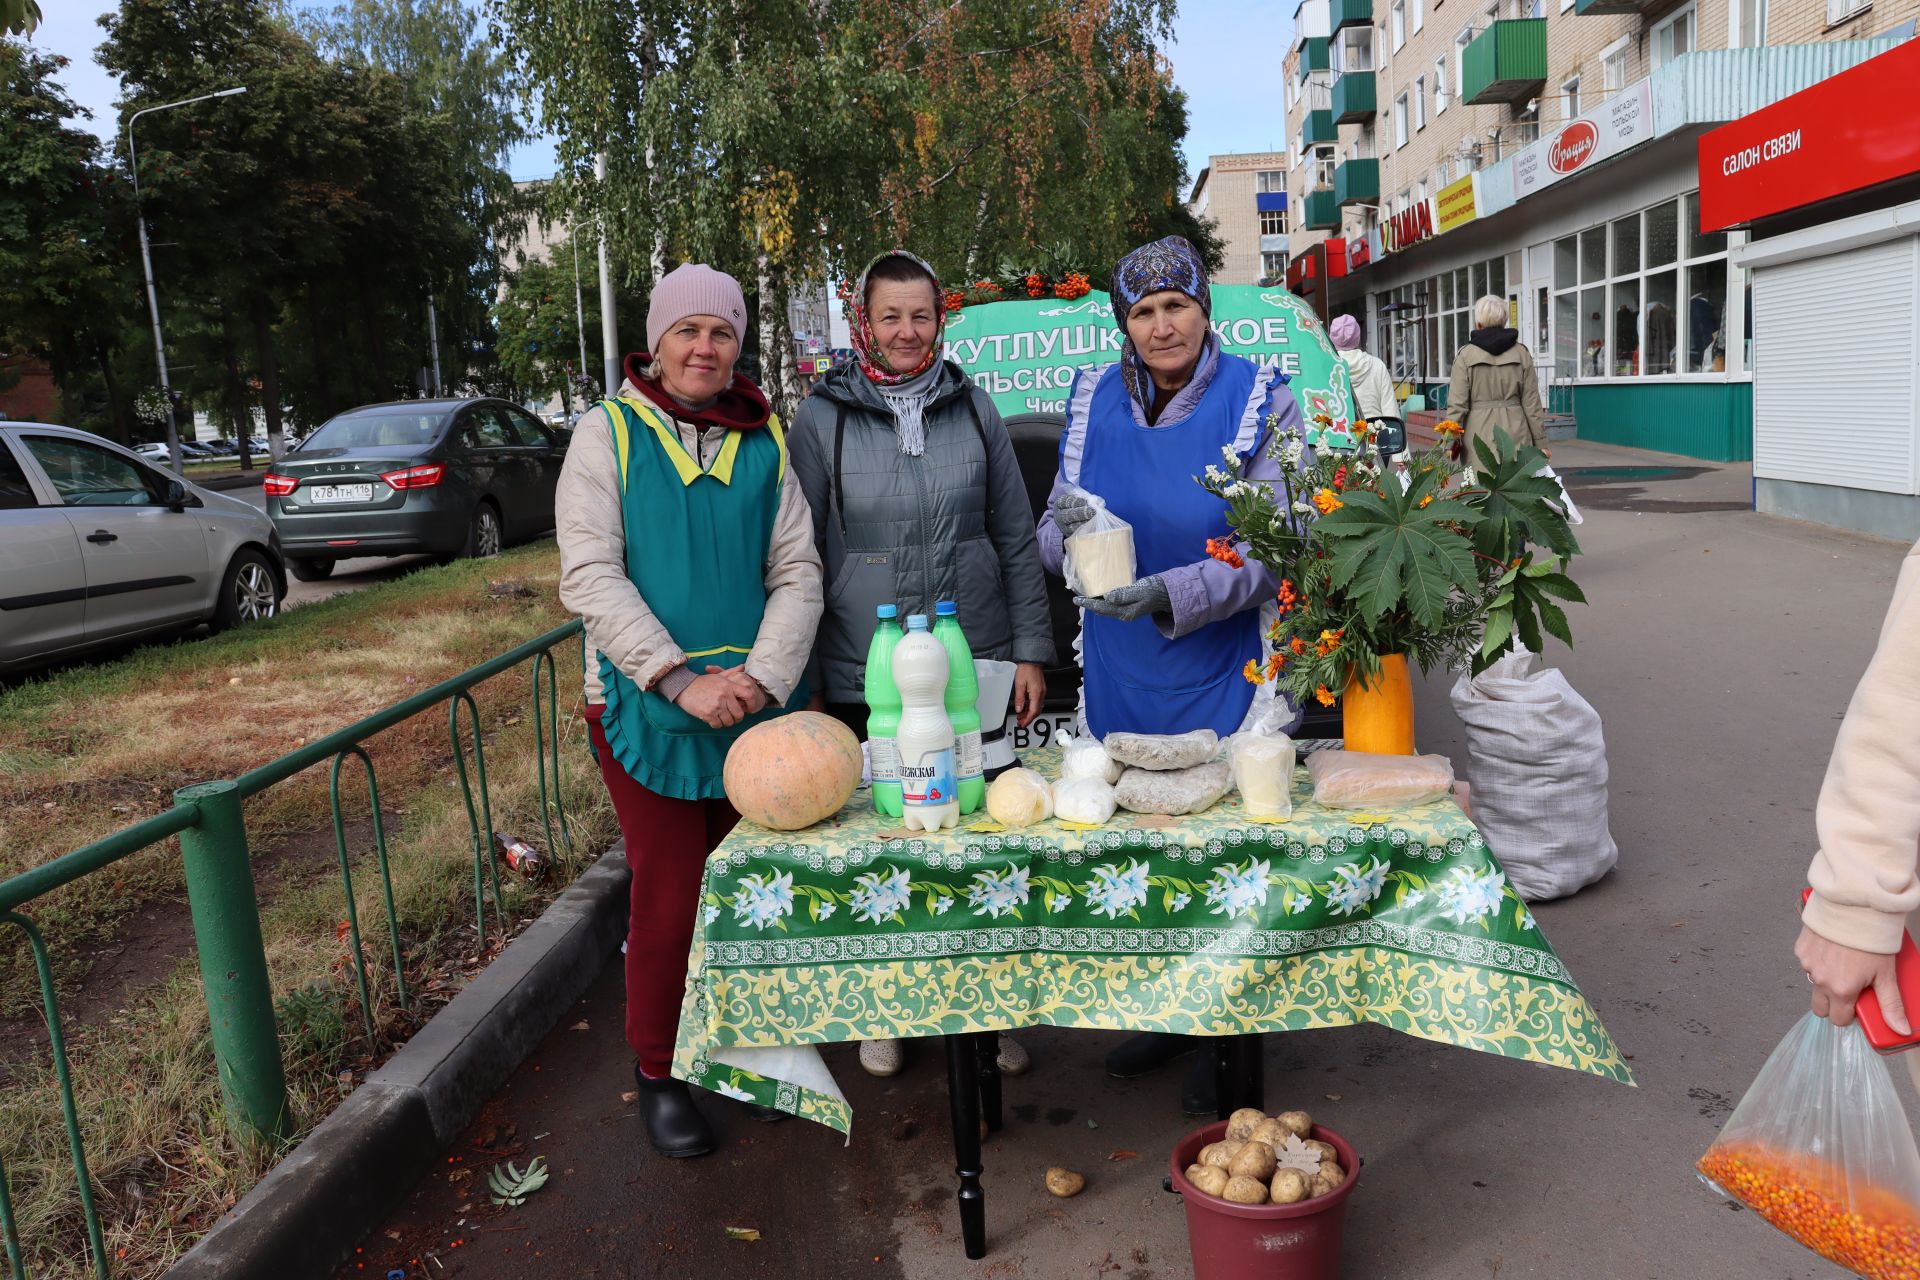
xmin=0 ymin=423 xmax=286 ymax=674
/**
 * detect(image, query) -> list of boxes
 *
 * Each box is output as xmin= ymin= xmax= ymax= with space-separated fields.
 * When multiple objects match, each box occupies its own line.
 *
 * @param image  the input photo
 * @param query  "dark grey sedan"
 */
xmin=264 ymin=398 xmax=567 ymax=581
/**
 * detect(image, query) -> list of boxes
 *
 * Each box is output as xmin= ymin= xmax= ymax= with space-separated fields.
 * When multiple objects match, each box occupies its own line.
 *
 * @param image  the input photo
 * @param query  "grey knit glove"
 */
xmin=1075 ymin=575 xmax=1171 ymax=623
xmin=1051 ymin=490 xmax=1097 ymax=539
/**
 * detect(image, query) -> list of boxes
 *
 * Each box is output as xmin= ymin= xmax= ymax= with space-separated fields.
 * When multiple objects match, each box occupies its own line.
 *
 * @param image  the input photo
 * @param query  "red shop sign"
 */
xmin=1548 ymin=122 xmax=1598 ymax=175
xmin=1697 ymin=39 xmax=1920 ymax=232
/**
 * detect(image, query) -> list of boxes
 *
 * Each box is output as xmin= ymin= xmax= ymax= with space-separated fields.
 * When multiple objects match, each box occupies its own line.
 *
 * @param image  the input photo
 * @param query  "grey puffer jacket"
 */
xmin=788 ymin=359 xmax=1055 ymax=703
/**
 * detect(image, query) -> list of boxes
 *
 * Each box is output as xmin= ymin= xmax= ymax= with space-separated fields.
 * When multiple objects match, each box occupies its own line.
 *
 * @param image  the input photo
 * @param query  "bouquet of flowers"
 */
xmin=1200 ymin=416 xmax=1585 ymax=706
xmin=135 ymin=388 xmax=172 ymax=427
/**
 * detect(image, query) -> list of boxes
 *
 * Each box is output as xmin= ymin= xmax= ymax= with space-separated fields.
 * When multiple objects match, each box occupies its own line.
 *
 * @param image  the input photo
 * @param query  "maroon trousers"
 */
xmin=585 ymin=706 xmax=738 ymax=1078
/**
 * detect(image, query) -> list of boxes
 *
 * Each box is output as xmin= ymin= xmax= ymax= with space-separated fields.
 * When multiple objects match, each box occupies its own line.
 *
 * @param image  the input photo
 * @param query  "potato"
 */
xmin=1270 ymin=1168 xmax=1312 ymax=1205
xmin=1184 ymin=1162 xmax=1209 ymax=1185
xmin=1044 ymin=1166 xmax=1086 ymax=1198
xmin=1225 ymin=1107 xmax=1268 ymax=1143
xmin=1275 ymin=1110 xmax=1314 ymax=1138
xmin=1222 ymin=1174 xmax=1269 ymax=1205
xmin=1309 ymin=1172 xmax=1339 ymax=1199
xmin=1199 ymin=1139 xmax=1243 ymax=1170
xmin=1188 ymin=1165 xmax=1230 ymax=1197
xmin=1302 ymin=1139 xmax=1336 ymax=1161
xmin=1248 ymin=1118 xmax=1292 ymax=1149
xmin=1227 ymin=1139 xmax=1277 ymax=1181
xmin=1317 ymin=1160 xmax=1347 ymax=1189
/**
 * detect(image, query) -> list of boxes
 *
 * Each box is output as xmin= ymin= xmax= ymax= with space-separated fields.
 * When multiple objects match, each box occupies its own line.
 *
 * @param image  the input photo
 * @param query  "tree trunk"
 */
xmin=756 ymin=255 xmax=803 ymax=419
xmin=90 ymin=332 xmax=129 ymax=444
xmin=217 ymin=305 xmax=251 ymax=444
xmin=306 ymin=280 xmax=337 ymax=419
xmin=963 ymin=186 xmax=993 ymax=277
xmin=249 ymin=294 xmax=285 ymax=465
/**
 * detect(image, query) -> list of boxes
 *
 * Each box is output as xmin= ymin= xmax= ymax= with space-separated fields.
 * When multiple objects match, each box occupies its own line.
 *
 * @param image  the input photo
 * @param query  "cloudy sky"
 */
xmin=30 ymin=0 xmax=1294 ymax=187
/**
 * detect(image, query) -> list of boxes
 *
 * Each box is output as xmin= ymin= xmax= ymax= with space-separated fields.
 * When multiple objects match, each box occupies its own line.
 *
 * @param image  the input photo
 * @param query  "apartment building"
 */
xmin=1283 ymin=0 xmax=1920 ymax=461
xmin=1189 ymin=152 xmax=1294 ymax=284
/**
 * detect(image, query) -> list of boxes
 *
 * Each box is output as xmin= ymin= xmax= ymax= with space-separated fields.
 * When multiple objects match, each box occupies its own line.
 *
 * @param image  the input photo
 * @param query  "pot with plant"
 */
xmin=1201 ymin=414 xmax=1584 ymax=754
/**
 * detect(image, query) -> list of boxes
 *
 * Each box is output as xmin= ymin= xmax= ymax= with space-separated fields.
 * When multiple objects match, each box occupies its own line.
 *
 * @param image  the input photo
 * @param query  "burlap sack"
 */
xmin=1449 ymin=649 xmax=1617 ymax=901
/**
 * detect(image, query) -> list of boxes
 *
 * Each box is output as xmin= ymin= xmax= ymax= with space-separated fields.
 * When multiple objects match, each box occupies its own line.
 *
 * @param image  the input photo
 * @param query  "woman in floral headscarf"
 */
xmin=788 ymin=250 xmax=1054 ymax=1080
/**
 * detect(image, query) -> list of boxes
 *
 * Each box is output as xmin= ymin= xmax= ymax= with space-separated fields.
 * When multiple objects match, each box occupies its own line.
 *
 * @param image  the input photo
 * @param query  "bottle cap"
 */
xmin=877 ymin=604 xmax=898 ymax=619
xmin=935 ymin=600 xmax=957 ymax=616
xmin=906 ymin=614 xmax=929 ymax=630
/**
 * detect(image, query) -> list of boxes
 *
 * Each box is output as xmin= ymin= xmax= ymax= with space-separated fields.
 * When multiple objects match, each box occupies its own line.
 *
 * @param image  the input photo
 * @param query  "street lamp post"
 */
xmin=595 ymin=152 xmax=620 ymax=396
xmin=127 ymin=86 xmax=247 ymax=476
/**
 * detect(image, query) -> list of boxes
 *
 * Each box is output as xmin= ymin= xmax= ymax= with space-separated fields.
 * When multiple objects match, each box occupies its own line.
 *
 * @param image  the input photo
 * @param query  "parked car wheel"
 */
xmin=464 ymin=501 xmax=503 ymax=559
xmin=212 ymin=549 xmax=283 ymax=631
xmin=287 ymin=557 xmax=335 ymax=582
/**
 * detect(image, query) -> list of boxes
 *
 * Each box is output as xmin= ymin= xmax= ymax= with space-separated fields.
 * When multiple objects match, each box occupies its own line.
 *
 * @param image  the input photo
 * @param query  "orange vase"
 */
xmin=1342 ymin=654 xmax=1416 ymax=755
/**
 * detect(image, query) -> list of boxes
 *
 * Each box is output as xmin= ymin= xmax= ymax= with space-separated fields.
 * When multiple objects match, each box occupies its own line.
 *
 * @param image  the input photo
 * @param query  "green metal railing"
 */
xmin=0 ymin=618 xmax=585 ymax=1278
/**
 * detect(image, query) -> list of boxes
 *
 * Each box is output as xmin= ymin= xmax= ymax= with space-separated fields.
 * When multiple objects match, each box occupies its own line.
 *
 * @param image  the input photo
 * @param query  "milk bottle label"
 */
xmin=900 ymin=748 xmax=956 ymax=808
xmin=956 ymin=731 xmax=983 ymax=780
xmin=868 ymin=736 xmax=900 ymax=784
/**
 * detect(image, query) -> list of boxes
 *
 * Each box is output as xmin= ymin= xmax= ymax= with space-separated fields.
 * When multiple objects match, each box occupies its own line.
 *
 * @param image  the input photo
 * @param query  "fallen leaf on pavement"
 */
xmin=1324 ymin=1093 xmax=1342 ymax=1102
xmin=725 ymin=1227 xmax=761 ymax=1242
xmin=569 ymin=1020 xmax=590 ymax=1031
xmin=1107 ymin=1150 xmax=1138 ymax=1161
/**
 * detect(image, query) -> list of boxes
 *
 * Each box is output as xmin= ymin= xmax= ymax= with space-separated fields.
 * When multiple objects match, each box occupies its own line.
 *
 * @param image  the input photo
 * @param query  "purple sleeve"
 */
xmin=1036 ymin=472 xmax=1069 ymax=577
xmin=1157 ymin=380 xmax=1301 ymax=640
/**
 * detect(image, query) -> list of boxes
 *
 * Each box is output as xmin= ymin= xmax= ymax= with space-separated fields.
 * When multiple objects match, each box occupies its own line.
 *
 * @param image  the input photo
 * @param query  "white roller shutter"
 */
xmin=1752 ymin=236 xmax=1918 ymax=494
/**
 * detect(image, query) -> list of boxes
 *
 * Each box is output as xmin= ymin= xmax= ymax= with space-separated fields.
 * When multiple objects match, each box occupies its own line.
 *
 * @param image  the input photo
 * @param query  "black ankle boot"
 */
xmin=634 ymin=1064 xmax=715 ymax=1158
xmin=1104 ymin=1032 xmax=1197 ymax=1079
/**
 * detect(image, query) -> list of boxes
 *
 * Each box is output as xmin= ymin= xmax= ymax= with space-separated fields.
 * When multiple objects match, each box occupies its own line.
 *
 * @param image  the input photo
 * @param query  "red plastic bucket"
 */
xmin=1168 ymin=1120 xmax=1361 ymax=1280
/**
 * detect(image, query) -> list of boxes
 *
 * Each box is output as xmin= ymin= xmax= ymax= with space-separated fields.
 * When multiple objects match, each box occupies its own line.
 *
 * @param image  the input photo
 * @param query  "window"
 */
xmin=1454 ymin=29 xmax=1474 ymax=104
xmin=1313 ymin=145 xmax=1338 ymax=188
xmin=1334 ymin=25 xmax=1375 ymax=73
xmin=1653 ymin=4 xmax=1695 ymax=70
xmin=1548 ymin=195 xmax=1730 ymax=380
xmin=0 ymin=442 xmax=38 ymax=509
xmin=1828 ymin=0 xmax=1871 ymax=21
xmin=1414 ymin=76 xmax=1428 ymax=129
xmin=1393 ymin=93 xmax=1410 ymax=148
xmin=1415 ymin=176 xmax=1428 ymax=204
xmin=1260 ymin=208 xmax=1289 ymax=236
xmin=1257 ymin=169 xmax=1286 ymax=193
xmin=1391 ymin=0 xmax=1407 ymax=50
xmin=1734 ymin=0 xmax=1768 ymax=46
xmin=20 ymin=436 xmax=169 ymax=507
xmin=1413 ymin=0 xmax=1425 ymax=33
xmin=1261 ymin=251 xmax=1289 ymax=282
xmin=504 ymin=409 xmax=549 ymax=447
xmin=1601 ymin=37 xmax=1630 ymax=93
xmin=1562 ymin=75 xmax=1580 ymax=122
xmin=465 ymin=408 xmax=516 ymax=449
xmin=1434 ymin=58 xmax=1449 ymax=114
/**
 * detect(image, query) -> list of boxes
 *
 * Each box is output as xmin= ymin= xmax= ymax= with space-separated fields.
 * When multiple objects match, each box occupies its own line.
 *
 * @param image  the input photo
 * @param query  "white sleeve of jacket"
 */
xmin=555 ymin=405 xmax=686 ymax=696
xmin=743 ymin=464 xmax=825 ymax=705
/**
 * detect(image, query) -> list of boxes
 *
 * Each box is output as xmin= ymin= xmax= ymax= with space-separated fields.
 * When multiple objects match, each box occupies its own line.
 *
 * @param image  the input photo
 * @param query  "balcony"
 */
xmin=1334 ymin=158 xmax=1379 ymax=206
xmin=1297 ymin=36 xmax=1330 ymax=80
xmin=1332 ymin=72 xmax=1376 ymax=124
xmin=1572 ymin=0 xmax=1663 ymax=12
xmin=1462 ymin=19 xmax=1547 ymax=105
xmin=1331 ymin=0 xmax=1372 ymax=32
xmin=1303 ymin=188 xmax=1342 ymax=231
xmin=1302 ymin=107 xmax=1338 ymax=145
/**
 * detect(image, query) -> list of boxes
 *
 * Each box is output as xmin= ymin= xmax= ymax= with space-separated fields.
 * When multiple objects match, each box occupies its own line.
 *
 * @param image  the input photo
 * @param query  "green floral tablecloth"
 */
xmin=672 ymin=749 xmax=1633 ymax=1133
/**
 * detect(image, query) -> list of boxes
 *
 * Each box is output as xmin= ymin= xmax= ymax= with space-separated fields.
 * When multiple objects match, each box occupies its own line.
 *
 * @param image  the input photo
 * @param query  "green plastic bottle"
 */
xmin=865 ymin=604 xmax=905 ymax=817
xmin=934 ymin=600 xmax=984 ymax=814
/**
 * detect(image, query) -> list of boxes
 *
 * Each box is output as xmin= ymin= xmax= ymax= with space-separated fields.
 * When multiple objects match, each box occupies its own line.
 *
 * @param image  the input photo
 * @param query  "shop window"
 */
xmin=1579 ymin=227 xmax=1605 ymax=285
xmin=1645 ymin=199 xmax=1679 ymax=269
xmin=1553 ymin=236 xmax=1577 ymax=291
xmin=1535 ymin=285 xmax=1551 ymax=354
xmin=1554 ymin=293 xmax=1579 ymax=380
xmin=1644 ymin=271 xmax=1678 ymax=376
xmin=1552 ymin=192 xmax=1731 ymax=380
xmin=1489 ymin=256 xmax=1507 ymax=302
xmin=1685 ymin=261 xmax=1728 ymax=373
xmin=1653 ymin=4 xmax=1695 ymax=71
xmin=1609 ymin=280 xmax=1640 ymax=376
xmin=1686 ymin=192 xmax=1727 ymax=259
xmin=1611 ymin=215 xmax=1640 ymax=279
xmin=1580 ymin=287 xmax=1606 ymax=378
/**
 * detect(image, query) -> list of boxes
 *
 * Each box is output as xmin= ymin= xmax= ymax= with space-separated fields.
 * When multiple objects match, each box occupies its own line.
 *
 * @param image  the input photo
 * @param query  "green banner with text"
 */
xmin=942 ymin=286 xmax=1356 ymax=429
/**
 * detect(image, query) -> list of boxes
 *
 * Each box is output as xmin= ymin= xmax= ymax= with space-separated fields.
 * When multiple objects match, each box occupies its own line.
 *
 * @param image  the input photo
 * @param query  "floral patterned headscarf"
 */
xmin=1110 ymin=235 xmax=1212 ymax=328
xmin=849 ymin=250 xmax=945 ymax=386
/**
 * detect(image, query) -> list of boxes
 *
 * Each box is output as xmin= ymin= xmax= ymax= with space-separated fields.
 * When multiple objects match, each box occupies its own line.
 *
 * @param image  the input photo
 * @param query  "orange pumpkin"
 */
xmin=723 ymin=712 xmax=863 ymax=830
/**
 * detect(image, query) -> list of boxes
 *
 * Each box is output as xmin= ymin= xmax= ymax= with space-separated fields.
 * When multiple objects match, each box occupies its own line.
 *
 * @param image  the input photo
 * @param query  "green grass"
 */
xmin=0 ymin=544 xmax=617 ymax=1278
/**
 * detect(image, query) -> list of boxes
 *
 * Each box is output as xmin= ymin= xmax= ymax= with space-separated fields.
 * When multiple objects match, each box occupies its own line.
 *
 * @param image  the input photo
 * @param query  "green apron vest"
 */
xmin=595 ymin=396 xmax=806 ymax=800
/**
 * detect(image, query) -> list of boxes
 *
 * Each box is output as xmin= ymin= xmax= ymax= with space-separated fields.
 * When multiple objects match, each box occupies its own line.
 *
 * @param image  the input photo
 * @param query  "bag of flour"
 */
xmin=1449 ymin=649 xmax=1616 ymax=901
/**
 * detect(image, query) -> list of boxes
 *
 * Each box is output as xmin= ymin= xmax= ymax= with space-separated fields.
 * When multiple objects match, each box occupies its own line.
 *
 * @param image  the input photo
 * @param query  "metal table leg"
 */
xmin=944 ymin=1034 xmax=987 ymax=1259
xmin=973 ymin=1030 xmax=1003 ymax=1133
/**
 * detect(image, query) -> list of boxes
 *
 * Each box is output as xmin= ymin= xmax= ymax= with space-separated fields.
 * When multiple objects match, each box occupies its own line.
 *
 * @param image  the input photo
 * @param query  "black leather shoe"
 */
xmin=1180 ymin=1052 xmax=1217 ymax=1117
xmin=745 ymin=1102 xmax=790 ymax=1123
xmin=1104 ymin=1032 xmax=1197 ymax=1079
xmin=634 ymin=1065 xmax=715 ymax=1158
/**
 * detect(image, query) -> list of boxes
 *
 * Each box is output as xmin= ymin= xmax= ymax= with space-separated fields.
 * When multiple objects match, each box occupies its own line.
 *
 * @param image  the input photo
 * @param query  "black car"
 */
xmin=264 ymin=398 xmax=567 ymax=581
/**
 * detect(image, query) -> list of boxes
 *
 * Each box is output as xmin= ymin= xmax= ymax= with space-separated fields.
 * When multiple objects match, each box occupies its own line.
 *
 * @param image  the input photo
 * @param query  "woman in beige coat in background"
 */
xmin=1445 ymin=295 xmax=1546 ymax=458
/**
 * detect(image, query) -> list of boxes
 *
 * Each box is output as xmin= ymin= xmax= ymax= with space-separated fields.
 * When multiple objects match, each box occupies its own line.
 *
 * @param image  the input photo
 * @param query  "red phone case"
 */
xmin=1802 ymin=887 xmax=1920 ymax=1055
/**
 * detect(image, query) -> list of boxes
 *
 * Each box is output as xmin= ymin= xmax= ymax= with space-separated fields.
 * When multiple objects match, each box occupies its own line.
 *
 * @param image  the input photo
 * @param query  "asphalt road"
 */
xmin=340 ymin=440 xmax=1915 ymax=1280
xmin=228 ymin=482 xmax=435 ymax=607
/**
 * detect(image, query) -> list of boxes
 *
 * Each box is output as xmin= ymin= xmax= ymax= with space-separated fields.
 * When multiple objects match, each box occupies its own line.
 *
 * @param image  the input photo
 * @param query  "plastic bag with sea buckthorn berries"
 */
xmin=1697 ymin=1013 xmax=1920 ymax=1280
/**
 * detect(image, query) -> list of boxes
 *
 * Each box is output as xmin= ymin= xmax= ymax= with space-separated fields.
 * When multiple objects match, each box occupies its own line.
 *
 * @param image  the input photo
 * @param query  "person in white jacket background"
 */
xmin=1330 ymin=314 xmax=1397 ymax=424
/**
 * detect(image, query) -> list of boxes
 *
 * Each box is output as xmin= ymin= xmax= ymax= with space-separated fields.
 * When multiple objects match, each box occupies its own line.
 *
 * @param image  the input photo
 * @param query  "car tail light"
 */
xmin=262 ymin=472 xmax=299 ymax=497
xmin=381 ymin=463 xmax=446 ymax=491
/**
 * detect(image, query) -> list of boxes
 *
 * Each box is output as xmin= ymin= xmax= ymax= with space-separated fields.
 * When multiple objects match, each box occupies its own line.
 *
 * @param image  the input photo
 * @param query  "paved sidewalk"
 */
xmin=342 ymin=440 xmax=1910 ymax=1280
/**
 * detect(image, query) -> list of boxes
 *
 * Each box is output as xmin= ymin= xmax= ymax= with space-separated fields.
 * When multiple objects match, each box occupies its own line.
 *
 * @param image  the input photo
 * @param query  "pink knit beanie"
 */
xmin=646 ymin=263 xmax=749 ymax=354
xmin=1329 ymin=314 xmax=1362 ymax=350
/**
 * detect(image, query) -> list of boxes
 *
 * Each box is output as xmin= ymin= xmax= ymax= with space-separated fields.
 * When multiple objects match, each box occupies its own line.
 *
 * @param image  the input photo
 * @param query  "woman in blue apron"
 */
xmin=1034 ymin=235 xmax=1306 ymax=1111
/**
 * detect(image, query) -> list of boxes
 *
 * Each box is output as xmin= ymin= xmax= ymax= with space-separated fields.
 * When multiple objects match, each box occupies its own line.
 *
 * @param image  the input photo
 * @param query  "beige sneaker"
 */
xmin=859 ymin=1038 xmax=905 ymax=1077
xmin=995 ymin=1033 xmax=1031 ymax=1076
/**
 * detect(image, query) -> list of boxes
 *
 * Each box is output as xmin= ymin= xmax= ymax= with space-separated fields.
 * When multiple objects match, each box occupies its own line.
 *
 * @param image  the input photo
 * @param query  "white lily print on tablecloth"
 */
xmin=966 ymin=866 xmax=1031 ymax=919
xmin=730 ymin=870 xmax=794 ymax=930
xmin=1085 ymin=858 xmax=1151 ymax=920
xmin=1435 ymin=865 xmax=1508 ymax=928
xmin=1204 ymin=859 xmax=1273 ymax=922
xmin=1324 ymin=856 xmax=1390 ymax=917
xmin=848 ymin=865 xmax=913 ymax=924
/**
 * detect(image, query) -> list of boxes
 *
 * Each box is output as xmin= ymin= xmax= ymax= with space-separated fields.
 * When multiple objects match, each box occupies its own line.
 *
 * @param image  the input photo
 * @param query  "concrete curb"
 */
xmin=197 ymin=472 xmax=265 ymax=491
xmin=167 ymin=846 xmax=630 ymax=1280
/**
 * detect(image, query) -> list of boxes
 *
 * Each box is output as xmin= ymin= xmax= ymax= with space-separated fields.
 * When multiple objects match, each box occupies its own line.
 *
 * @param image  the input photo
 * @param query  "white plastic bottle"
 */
xmin=891 ymin=615 xmax=959 ymax=832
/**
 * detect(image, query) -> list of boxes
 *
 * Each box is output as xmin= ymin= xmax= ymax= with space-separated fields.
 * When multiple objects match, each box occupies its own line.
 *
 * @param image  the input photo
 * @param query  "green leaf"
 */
xmin=1531 ymin=573 xmax=1587 ymax=604
xmin=1479 ymin=608 xmax=1514 ymax=660
xmin=1533 ymin=595 xmax=1573 ymax=647
xmin=1464 ymin=431 xmax=1581 ymax=562
xmin=488 ymin=1157 xmax=550 ymax=1207
xmin=1514 ymin=600 xmax=1546 ymax=654
xmin=1317 ymin=483 xmax=1480 ymax=630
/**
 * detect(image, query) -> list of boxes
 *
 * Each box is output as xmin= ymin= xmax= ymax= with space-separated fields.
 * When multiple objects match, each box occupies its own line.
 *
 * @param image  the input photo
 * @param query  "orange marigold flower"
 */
xmin=1267 ymin=652 xmax=1287 ymax=678
xmin=1289 ymin=636 xmax=1309 ymax=656
xmin=1418 ymin=493 xmax=1433 ymax=508
xmin=1312 ymin=488 xmax=1343 ymax=515
xmin=1314 ymin=684 xmax=1336 ymax=707
xmin=1434 ymin=418 xmax=1465 ymax=438
xmin=1243 ymin=658 xmax=1266 ymax=686
xmin=1206 ymin=536 xmax=1244 ymax=568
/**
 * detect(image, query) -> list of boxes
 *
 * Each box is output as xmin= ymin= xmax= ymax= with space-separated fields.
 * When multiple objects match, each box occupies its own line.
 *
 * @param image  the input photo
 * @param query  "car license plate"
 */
xmin=1005 ymin=711 xmax=1077 ymax=753
xmin=309 ymin=484 xmax=373 ymax=504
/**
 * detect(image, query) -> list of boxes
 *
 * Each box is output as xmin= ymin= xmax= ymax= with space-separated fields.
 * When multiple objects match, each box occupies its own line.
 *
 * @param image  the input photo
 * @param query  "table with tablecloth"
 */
xmin=672 ymin=747 xmax=1633 ymax=1134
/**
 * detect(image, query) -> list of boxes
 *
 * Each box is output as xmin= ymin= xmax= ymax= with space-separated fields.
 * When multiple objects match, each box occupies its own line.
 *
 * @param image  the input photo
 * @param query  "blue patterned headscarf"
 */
xmin=1110 ymin=236 xmax=1211 ymax=327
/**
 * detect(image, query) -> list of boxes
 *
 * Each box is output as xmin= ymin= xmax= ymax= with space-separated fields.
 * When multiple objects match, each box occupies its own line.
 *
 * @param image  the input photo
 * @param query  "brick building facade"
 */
xmin=1187 ymin=151 xmax=1293 ymax=284
xmin=1282 ymin=0 xmax=1920 ymax=460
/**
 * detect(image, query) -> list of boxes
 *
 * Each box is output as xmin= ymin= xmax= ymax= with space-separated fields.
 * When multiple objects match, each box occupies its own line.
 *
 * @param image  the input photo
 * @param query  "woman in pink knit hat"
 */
xmin=556 ymin=262 xmax=824 ymax=1159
